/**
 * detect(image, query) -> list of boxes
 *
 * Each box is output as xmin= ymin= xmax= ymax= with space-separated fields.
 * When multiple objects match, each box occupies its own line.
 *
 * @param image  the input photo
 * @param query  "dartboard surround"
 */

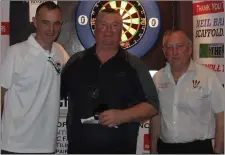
xmin=75 ymin=1 xmax=161 ymax=57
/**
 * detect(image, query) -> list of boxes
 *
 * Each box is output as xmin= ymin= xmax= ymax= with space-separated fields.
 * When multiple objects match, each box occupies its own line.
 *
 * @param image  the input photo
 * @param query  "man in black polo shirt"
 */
xmin=61 ymin=8 xmax=159 ymax=154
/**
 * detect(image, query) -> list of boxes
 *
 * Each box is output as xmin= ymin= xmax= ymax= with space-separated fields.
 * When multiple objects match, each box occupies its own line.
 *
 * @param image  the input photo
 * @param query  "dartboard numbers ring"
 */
xmin=75 ymin=1 xmax=161 ymax=57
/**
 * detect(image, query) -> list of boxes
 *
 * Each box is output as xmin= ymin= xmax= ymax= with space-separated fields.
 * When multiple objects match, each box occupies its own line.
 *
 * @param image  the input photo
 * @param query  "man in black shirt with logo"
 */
xmin=61 ymin=8 xmax=159 ymax=154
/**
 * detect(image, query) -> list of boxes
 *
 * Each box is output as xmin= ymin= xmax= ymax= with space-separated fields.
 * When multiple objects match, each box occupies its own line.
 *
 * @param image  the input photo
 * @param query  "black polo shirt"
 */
xmin=61 ymin=45 xmax=159 ymax=154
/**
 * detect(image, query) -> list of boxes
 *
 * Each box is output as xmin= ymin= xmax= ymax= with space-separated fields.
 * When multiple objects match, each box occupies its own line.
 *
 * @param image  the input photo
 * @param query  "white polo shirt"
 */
xmin=0 ymin=34 xmax=69 ymax=153
xmin=153 ymin=59 xmax=224 ymax=143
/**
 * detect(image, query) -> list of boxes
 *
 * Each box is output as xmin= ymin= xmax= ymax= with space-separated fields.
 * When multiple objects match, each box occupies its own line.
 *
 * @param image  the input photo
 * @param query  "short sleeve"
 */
xmin=0 ymin=46 xmax=17 ymax=89
xmin=57 ymin=44 xmax=70 ymax=68
xmin=61 ymin=48 xmax=69 ymax=67
xmin=210 ymin=73 xmax=225 ymax=113
xmin=60 ymin=53 xmax=77 ymax=100
xmin=152 ymin=74 xmax=159 ymax=94
xmin=63 ymin=52 xmax=70 ymax=66
xmin=128 ymin=54 xmax=160 ymax=111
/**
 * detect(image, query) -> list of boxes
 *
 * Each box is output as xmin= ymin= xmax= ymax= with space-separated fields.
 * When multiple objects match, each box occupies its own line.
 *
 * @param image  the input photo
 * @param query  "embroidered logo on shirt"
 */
xmin=47 ymin=57 xmax=61 ymax=74
xmin=116 ymin=72 xmax=126 ymax=77
xmin=157 ymin=83 xmax=169 ymax=89
xmin=192 ymin=80 xmax=200 ymax=88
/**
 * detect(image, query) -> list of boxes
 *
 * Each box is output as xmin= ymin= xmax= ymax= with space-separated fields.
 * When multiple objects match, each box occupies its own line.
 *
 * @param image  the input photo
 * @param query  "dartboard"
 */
xmin=75 ymin=0 xmax=161 ymax=57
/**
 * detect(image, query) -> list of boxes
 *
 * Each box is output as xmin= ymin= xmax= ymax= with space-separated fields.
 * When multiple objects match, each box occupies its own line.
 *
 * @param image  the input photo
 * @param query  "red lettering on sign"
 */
xmin=1 ymin=22 xmax=10 ymax=35
xmin=144 ymin=134 xmax=150 ymax=151
xmin=193 ymin=1 xmax=224 ymax=15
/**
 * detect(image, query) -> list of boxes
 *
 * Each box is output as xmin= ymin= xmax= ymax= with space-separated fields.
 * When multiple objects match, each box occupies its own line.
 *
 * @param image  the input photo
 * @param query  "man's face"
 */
xmin=164 ymin=32 xmax=192 ymax=68
xmin=95 ymin=12 xmax=122 ymax=48
xmin=33 ymin=7 xmax=62 ymax=46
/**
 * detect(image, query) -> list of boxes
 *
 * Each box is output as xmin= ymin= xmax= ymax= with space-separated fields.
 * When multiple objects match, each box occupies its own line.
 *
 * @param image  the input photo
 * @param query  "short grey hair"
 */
xmin=162 ymin=29 xmax=192 ymax=48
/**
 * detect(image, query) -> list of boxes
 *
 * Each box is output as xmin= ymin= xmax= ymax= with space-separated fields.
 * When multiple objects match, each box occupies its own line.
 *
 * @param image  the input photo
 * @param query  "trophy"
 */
xmin=87 ymin=86 xmax=108 ymax=120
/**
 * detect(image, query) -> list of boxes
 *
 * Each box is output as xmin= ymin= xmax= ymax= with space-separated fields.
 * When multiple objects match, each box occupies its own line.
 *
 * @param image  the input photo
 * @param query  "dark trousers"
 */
xmin=157 ymin=138 xmax=214 ymax=154
xmin=67 ymin=142 xmax=136 ymax=154
xmin=1 ymin=150 xmax=54 ymax=154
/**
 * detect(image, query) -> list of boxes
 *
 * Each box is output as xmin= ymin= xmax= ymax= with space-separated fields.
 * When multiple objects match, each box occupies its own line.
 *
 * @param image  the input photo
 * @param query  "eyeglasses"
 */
xmin=47 ymin=57 xmax=61 ymax=74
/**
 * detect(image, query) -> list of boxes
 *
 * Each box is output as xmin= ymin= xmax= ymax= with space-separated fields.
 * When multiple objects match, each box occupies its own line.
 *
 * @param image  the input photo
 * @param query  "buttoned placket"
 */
xmin=168 ymin=71 xmax=187 ymax=142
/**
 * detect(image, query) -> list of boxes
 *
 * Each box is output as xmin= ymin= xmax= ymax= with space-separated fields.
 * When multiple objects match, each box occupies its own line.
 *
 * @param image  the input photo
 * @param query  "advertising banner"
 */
xmin=1 ymin=1 xmax=10 ymax=63
xmin=0 ymin=0 xmax=10 ymax=149
xmin=193 ymin=1 xmax=224 ymax=85
xmin=56 ymin=117 xmax=68 ymax=154
xmin=193 ymin=0 xmax=224 ymax=148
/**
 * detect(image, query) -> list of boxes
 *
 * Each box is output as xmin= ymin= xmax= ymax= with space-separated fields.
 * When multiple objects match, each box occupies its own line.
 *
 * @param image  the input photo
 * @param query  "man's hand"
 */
xmin=98 ymin=103 xmax=157 ymax=128
xmin=98 ymin=109 xmax=126 ymax=128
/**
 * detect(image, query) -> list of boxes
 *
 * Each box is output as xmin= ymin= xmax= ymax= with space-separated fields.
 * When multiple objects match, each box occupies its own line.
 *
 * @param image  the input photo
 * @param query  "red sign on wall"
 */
xmin=193 ymin=1 xmax=224 ymax=15
xmin=1 ymin=22 xmax=10 ymax=35
xmin=144 ymin=134 xmax=150 ymax=151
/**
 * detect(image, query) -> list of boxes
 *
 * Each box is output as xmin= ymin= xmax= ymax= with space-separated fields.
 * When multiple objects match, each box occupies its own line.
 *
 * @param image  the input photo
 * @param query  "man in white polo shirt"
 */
xmin=0 ymin=1 xmax=69 ymax=154
xmin=150 ymin=30 xmax=224 ymax=154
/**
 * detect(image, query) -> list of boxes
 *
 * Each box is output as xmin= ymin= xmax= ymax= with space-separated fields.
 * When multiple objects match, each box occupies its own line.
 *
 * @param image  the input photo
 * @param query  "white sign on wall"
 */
xmin=193 ymin=1 xmax=224 ymax=84
xmin=1 ymin=0 xmax=10 ymax=63
xmin=0 ymin=0 xmax=10 ymax=149
xmin=193 ymin=1 xmax=224 ymax=148
xmin=29 ymin=1 xmax=57 ymax=22
xmin=56 ymin=117 xmax=68 ymax=154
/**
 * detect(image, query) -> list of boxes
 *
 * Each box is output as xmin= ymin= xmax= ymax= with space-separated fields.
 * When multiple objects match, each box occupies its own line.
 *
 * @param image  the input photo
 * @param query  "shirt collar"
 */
xmin=88 ymin=44 xmax=126 ymax=59
xmin=164 ymin=59 xmax=197 ymax=74
xmin=28 ymin=33 xmax=55 ymax=57
xmin=187 ymin=59 xmax=196 ymax=72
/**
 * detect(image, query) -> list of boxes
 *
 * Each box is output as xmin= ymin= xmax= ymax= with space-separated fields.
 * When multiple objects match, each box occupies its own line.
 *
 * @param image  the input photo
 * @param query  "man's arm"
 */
xmin=209 ymin=71 xmax=225 ymax=153
xmin=122 ymin=53 xmax=159 ymax=122
xmin=99 ymin=102 xmax=157 ymax=128
xmin=149 ymin=73 xmax=160 ymax=153
xmin=60 ymin=51 xmax=78 ymax=100
xmin=1 ymin=87 xmax=7 ymax=117
xmin=214 ymin=111 xmax=224 ymax=153
xmin=121 ymin=102 xmax=157 ymax=123
xmin=0 ymin=46 xmax=18 ymax=117
xmin=99 ymin=54 xmax=159 ymax=127
xmin=150 ymin=113 xmax=160 ymax=153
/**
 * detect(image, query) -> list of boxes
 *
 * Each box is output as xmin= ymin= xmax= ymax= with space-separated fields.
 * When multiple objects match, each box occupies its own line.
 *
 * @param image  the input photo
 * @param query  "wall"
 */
xmin=9 ymin=1 xmax=192 ymax=70
xmin=177 ymin=1 xmax=193 ymax=42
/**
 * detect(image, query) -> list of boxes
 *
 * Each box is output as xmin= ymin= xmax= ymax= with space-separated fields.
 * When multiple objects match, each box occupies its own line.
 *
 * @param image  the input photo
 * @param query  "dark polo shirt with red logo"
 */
xmin=61 ymin=45 xmax=159 ymax=154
